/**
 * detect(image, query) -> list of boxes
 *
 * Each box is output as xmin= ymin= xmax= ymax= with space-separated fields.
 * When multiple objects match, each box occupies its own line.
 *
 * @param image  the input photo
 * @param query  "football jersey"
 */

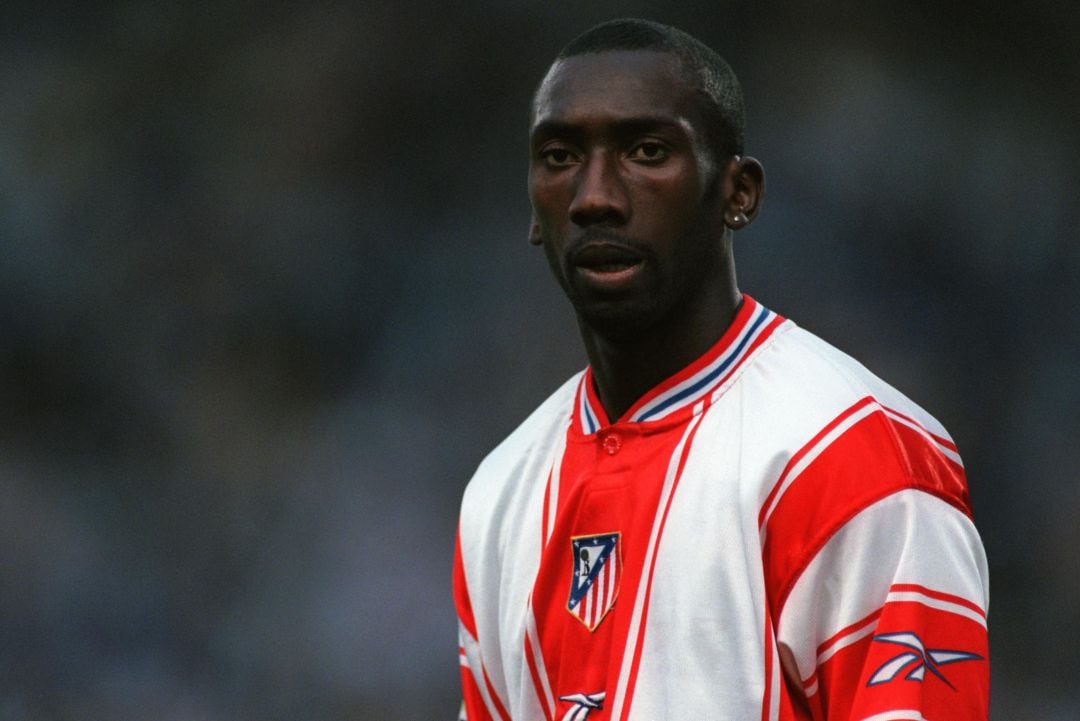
xmin=454 ymin=296 xmax=989 ymax=721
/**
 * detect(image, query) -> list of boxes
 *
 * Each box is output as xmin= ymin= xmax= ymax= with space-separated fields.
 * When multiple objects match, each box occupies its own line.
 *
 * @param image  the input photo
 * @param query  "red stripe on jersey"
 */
xmin=480 ymin=662 xmax=511 ymax=721
xmin=758 ymin=396 xmax=877 ymax=531
xmin=453 ymin=529 xmax=478 ymax=640
xmin=761 ymin=599 xmax=775 ymax=721
xmin=761 ymin=402 xmax=971 ymax=622
xmin=819 ymin=611 xmax=882 ymax=661
xmin=801 ymin=608 xmax=884 ymax=697
xmin=581 ymin=367 xmax=610 ymax=429
xmin=459 ymin=661 xmax=495 ymax=721
xmin=523 ymin=625 xmax=555 ymax=720
xmin=749 ymin=314 xmax=786 ymax=360
xmin=884 ymin=406 xmax=958 ymax=453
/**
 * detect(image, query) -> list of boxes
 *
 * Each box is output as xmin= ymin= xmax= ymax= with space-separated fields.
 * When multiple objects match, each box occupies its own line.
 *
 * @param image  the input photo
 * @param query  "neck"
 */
xmin=581 ymin=269 xmax=741 ymax=423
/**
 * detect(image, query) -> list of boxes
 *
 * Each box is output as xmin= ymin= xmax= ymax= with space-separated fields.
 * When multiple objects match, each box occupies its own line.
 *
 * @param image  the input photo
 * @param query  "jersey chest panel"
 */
xmin=531 ymin=422 xmax=682 ymax=719
xmin=529 ymin=400 xmax=768 ymax=719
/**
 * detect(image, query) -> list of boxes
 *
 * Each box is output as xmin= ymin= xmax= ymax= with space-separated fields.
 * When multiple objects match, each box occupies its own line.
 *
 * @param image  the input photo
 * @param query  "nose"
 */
xmin=569 ymin=153 xmax=629 ymax=227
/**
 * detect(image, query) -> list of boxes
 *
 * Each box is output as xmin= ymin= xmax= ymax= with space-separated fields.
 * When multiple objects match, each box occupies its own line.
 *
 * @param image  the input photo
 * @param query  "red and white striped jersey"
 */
xmin=454 ymin=296 xmax=989 ymax=721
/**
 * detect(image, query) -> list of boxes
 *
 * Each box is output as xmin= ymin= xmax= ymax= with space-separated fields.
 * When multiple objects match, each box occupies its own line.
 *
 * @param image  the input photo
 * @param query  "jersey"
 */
xmin=454 ymin=295 xmax=989 ymax=721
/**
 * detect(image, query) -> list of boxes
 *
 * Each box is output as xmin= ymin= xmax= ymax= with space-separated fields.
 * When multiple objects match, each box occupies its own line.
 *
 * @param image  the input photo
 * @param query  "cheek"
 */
xmin=540 ymin=237 xmax=571 ymax=293
xmin=632 ymin=160 xmax=707 ymax=210
xmin=636 ymin=177 xmax=708 ymax=231
xmin=529 ymin=176 xmax=570 ymax=225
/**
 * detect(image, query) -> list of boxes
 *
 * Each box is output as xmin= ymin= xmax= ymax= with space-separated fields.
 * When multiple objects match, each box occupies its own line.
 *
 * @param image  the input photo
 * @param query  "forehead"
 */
xmin=531 ymin=50 xmax=700 ymax=133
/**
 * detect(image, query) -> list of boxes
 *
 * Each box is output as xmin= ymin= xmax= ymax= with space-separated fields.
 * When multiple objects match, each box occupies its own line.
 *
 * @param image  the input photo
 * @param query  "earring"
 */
xmin=729 ymin=211 xmax=748 ymax=228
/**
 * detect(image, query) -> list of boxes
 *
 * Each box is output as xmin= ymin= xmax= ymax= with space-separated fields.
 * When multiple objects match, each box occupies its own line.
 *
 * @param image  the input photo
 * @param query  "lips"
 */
xmin=571 ymin=242 xmax=644 ymax=272
xmin=570 ymin=240 xmax=645 ymax=290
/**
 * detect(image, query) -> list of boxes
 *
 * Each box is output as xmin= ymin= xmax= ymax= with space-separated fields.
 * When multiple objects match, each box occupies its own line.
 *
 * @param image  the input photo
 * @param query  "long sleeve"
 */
xmin=765 ymin=403 xmax=989 ymax=719
xmin=454 ymin=529 xmax=501 ymax=721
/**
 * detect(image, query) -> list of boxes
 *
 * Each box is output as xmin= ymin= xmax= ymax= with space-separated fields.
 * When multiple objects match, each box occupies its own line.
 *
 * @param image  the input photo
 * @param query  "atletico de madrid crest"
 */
xmin=567 ymin=532 xmax=621 ymax=631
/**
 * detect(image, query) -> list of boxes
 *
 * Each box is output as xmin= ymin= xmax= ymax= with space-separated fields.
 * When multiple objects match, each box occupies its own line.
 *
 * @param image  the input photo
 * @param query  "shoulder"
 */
xmin=457 ymin=372 xmax=580 ymax=595
xmin=751 ymin=320 xmax=980 ymax=616
xmin=723 ymin=316 xmax=968 ymax=521
xmin=779 ymin=324 xmax=953 ymax=438
xmin=742 ymin=319 xmax=956 ymax=448
xmin=461 ymin=371 xmax=581 ymax=515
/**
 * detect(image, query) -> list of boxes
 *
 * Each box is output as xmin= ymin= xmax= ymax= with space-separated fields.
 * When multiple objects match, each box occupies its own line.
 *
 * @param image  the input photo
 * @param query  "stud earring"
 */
xmin=730 ymin=211 xmax=748 ymax=228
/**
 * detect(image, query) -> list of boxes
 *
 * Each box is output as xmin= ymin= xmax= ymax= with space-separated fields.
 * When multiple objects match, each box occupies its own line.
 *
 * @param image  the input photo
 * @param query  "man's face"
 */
xmin=529 ymin=50 xmax=728 ymax=338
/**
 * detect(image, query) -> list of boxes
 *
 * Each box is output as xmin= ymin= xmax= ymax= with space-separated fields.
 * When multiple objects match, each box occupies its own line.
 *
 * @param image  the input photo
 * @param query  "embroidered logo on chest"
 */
xmin=567 ymin=532 xmax=620 ymax=631
xmin=558 ymin=691 xmax=605 ymax=721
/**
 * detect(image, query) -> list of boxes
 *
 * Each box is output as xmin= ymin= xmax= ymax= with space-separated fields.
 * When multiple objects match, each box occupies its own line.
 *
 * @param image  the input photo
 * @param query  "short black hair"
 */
xmin=554 ymin=18 xmax=746 ymax=162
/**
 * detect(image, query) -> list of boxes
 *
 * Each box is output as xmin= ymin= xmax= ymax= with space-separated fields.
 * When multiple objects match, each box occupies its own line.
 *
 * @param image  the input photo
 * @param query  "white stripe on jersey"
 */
xmin=884 ymin=589 xmax=987 ymax=628
xmin=609 ymin=405 xmax=705 ymax=721
xmin=814 ymin=613 xmax=879 ymax=675
xmin=459 ymin=622 xmax=507 ymax=721
xmin=544 ymin=425 xmax=569 ymax=546
xmin=525 ymin=601 xmax=556 ymax=719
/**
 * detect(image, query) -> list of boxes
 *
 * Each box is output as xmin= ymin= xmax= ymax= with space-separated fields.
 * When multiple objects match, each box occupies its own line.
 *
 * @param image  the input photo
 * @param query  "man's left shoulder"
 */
xmin=760 ymin=322 xmax=956 ymax=444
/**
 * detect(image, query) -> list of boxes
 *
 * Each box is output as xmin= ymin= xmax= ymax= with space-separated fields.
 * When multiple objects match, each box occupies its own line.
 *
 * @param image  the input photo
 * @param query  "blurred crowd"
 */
xmin=1 ymin=2 xmax=1077 ymax=719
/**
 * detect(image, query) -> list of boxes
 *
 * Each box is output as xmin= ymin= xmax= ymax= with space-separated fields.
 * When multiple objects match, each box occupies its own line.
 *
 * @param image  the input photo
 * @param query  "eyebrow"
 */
xmin=530 ymin=115 xmax=688 ymax=145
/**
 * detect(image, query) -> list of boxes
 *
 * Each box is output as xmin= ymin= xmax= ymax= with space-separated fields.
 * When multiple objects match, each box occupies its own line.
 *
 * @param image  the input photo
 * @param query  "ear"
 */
xmin=722 ymin=156 xmax=765 ymax=230
xmin=529 ymin=214 xmax=543 ymax=245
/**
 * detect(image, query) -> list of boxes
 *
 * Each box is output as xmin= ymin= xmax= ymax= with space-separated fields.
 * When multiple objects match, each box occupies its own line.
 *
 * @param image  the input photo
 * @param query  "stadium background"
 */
xmin=2 ymin=1 xmax=1077 ymax=719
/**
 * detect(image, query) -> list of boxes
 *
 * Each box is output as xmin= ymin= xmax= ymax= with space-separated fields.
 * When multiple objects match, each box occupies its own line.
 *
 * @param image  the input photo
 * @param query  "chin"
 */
xmin=575 ymin=298 xmax=661 ymax=343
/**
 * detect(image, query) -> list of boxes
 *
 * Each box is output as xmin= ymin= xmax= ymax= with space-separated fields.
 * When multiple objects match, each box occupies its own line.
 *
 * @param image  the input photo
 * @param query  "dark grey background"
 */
xmin=2 ymin=1 xmax=1077 ymax=719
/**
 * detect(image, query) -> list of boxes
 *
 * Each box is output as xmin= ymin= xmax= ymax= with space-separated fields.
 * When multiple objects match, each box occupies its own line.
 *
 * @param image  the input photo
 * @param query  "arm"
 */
xmin=762 ymin=403 xmax=988 ymax=719
xmin=778 ymin=490 xmax=989 ymax=719
xmin=454 ymin=529 xmax=502 ymax=721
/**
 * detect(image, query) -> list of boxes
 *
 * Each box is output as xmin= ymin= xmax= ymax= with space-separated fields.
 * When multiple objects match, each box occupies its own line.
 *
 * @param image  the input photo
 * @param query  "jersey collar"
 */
xmin=574 ymin=295 xmax=786 ymax=434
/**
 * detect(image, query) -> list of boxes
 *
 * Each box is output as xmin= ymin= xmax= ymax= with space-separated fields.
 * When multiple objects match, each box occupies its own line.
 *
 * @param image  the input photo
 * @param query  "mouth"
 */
xmin=570 ymin=241 xmax=645 ymax=292
xmin=571 ymin=242 xmax=644 ymax=278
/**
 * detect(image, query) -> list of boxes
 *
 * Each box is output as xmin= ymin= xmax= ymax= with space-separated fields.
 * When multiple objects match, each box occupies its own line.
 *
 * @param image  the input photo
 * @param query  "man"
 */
xmin=454 ymin=18 xmax=988 ymax=721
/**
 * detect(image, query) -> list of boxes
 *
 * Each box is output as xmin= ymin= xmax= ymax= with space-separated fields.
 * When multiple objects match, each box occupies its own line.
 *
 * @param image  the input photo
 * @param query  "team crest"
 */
xmin=567 ymin=532 xmax=620 ymax=631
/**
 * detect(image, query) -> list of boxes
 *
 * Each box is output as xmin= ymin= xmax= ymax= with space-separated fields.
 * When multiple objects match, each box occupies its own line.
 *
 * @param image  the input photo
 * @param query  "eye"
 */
xmin=627 ymin=141 xmax=669 ymax=163
xmin=539 ymin=145 xmax=579 ymax=168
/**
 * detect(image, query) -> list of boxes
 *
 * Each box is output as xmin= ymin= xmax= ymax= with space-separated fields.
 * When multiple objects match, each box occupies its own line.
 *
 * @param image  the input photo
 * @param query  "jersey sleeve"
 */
xmin=454 ymin=528 xmax=504 ymax=721
xmin=780 ymin=491 xmax=988 ymax=720
xmin=763 ymin=404 xmax=989 ymax=720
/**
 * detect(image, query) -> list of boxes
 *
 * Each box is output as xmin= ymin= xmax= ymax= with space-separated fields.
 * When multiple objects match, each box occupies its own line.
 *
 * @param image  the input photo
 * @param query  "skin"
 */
xmin=529 ymin=50 xmax=765 ymax=422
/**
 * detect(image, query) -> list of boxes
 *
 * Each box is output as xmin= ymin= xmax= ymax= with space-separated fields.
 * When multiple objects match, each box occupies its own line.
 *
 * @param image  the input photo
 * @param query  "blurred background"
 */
xmin=1 ymin=1 xmax=1077 ymax=719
